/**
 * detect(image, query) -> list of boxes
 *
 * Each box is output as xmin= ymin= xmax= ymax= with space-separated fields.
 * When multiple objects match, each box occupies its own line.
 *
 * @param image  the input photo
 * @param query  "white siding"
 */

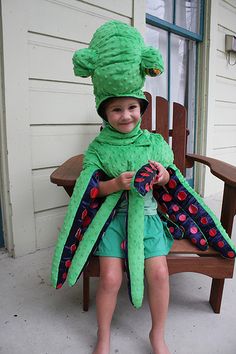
xmin=2 ymin=0 xmax=144 ymax=256
xmin=204 ymin=0 xmax=236 ymax=196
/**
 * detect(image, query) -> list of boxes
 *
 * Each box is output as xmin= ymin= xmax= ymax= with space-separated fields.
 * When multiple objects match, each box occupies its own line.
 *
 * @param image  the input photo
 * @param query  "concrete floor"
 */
xmin=0 ymin=193 xmax=236 ymax=354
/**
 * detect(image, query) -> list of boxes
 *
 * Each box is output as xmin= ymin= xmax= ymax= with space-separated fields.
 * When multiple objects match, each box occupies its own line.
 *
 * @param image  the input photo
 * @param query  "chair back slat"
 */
xmin=172 ymin=102 xmax=187 ymax=175
xmin=156 ymin=96 xmax=169 ymax=142
xmin=141 ymin=92 xmax=152 ymax=131
xmin=140 ymin=93 xmax=188 ymax=175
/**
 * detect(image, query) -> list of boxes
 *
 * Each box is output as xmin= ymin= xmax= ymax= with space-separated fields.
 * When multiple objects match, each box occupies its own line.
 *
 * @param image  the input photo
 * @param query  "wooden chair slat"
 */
xmin=170 ymin=239 xmax=218 ymax=255
xmin=167 ymin=256 xmax=234 ymax=278
xmin=172 ymin=102 xmax=187 ymax=175
xmin=156 ymin=96 xmax=169 ymax=142
xmin=220 ymin=184 xmax=236 ymax=235
xmin=141 ymin=92 xmax=152 ymax=131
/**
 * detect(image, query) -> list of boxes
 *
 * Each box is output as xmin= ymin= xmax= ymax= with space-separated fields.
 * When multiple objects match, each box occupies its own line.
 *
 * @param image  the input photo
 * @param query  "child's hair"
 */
xmin=98 ymin=96 xmax=148 ymax=120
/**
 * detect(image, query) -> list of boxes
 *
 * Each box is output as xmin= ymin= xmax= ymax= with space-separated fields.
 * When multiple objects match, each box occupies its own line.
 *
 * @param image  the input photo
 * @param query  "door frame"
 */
xmin=0 ymin=4 xmax=13 ymax=253
xmin=0 ymin=205 xmax=4 ymax=247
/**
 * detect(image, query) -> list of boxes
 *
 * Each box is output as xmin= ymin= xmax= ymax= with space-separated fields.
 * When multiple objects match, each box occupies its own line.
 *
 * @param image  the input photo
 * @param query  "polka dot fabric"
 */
xmin=134 ymin=162 xmax=159 ymax=196
xmin=154 ymin=166 xmax=236 ymax=259
xmin=51 ymin=166 xmax=124 ymax=290
xmin=54 ymin=172 xmax=102 ymax=289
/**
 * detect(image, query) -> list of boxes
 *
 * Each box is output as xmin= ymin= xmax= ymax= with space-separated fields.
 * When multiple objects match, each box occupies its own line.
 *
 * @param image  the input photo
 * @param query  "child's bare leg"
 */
xmin=93 ymin=257 xmax=123 ymax=354
xmin=145 ymin=256 xmax=171 ymax=354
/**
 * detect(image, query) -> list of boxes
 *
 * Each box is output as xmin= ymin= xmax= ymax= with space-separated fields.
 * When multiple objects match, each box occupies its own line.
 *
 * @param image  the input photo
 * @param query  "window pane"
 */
xmin=186 ymin=40 xmax=197 ymax=156
xmin=146 ymin=0 xmax=173 ymax=22
xmin=175 ymin=0 xmax=201 ymax=34
xmin=170 ymin=34 xmax=196 ymax=140
xmin=170 ymin=34 xmax=197 ymax=181
xmin=145 ymin=25 xmax=168 ymax=127
xmin=170 ymin=35 xmax=188 ymax=107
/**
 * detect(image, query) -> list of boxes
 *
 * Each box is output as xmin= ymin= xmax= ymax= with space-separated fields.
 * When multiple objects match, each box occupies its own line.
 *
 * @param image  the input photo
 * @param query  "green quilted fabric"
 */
xmin=72 ymin=20 xmax=164 ymax=116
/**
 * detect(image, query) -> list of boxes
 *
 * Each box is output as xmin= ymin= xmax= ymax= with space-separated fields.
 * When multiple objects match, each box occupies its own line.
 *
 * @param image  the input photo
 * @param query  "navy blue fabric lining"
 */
xmin=56 ymin=174 xmax=127 ymax=287
xmin=57 ymin=171 xmax=105 ymax=287
xmin=155 ymin=167 xmax=236 ymax=258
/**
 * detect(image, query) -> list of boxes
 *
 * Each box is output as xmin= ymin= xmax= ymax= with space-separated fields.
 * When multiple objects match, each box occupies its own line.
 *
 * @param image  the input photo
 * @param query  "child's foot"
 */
xmin=149 ymin=330 xmax=171 ymax=354
xmin=92 ymin=330 xmax=110 ymax=354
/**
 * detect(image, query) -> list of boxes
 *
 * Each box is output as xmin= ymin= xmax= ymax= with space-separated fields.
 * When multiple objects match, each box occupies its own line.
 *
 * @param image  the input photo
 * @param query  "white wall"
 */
xmin=1 ymin=0 xmax=145 ymax=256
xmin=4 ymin=0 xmax=234 ymax=255
xmin=204 ymin=0 xmax=236 ymax=196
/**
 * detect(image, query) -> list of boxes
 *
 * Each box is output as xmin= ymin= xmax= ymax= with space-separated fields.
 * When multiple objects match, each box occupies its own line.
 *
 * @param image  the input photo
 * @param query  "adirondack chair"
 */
xmin=50 ymin=93 xmax=236 ymax=313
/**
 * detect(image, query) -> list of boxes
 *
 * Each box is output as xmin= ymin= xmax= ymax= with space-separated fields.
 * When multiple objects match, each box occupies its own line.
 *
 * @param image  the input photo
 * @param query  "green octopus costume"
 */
xmin=51 ymin=20 xmax=236 ymax=309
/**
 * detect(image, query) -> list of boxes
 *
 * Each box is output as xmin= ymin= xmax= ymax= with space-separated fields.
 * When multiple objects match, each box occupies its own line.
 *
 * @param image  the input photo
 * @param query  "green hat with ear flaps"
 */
xmin=73 ymin=20 xmax=164 ymax=117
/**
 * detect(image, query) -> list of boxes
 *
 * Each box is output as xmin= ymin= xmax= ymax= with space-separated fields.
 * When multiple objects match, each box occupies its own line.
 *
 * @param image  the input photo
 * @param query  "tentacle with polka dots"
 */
xmin=67 ymin=191 xmax=124 ymax=287
xmin=154 ymin=165 xmax=236 ymax=259
xmin=51 ymin=167 xmax=123 ymax=289
xmin=134 ymin=162 xmax=184 ymax=240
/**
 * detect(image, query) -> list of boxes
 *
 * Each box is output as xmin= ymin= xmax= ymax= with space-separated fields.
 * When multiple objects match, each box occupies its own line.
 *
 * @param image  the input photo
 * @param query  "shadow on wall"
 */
xmin=0 ymin=206 xmax=4 ymax=247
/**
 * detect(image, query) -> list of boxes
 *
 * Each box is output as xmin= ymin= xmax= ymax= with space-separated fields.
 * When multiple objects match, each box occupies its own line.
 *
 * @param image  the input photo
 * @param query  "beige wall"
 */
xmin=202 ymin=0 xmax=236 ymax=196
xmin=2 ymin=0 xmax=235 ymax=256
xmin=1 ymin=0 xmax=145 ymax=256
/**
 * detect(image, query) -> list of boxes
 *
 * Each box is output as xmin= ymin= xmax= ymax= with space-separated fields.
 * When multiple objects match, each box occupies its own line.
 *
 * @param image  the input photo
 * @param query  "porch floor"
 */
xmin=0 ymin=193 xmax=235 ymax=354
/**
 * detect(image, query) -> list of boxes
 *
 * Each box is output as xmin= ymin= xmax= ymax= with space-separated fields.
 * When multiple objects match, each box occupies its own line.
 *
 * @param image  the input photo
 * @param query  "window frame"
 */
xmin=145 ymin=1 xmax=205 ymax=185
xmin=146 ymin=0 xmax=204 ymax=42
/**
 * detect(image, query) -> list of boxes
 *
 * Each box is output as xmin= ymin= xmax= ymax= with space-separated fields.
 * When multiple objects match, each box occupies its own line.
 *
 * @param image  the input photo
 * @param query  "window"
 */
xmin=145 ymin=1 xmax=204 ymax=182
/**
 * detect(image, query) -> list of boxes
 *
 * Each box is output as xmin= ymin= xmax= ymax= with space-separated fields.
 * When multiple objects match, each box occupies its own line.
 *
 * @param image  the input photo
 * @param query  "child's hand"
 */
xmin=148 ymin=160 xmax=170 ymax=186
xmin=115 ymin=171 xmax=135 ymax=190
xmin=98 ymin=171 xmax=135 ymax=197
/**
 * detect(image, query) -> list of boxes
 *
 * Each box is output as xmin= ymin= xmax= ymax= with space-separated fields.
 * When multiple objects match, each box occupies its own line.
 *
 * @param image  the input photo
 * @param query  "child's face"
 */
xmin=105 ymin=97 xmax=141 ymax=133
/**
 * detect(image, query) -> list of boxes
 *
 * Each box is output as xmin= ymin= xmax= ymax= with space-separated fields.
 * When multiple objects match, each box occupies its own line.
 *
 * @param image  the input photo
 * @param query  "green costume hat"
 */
xmin=72 ymin=20 xmax=164 ymax=117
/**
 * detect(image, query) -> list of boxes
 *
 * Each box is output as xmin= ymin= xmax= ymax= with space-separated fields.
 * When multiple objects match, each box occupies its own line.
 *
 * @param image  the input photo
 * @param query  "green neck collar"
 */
xmin=96 ymin=119 xmax=150 ymax=146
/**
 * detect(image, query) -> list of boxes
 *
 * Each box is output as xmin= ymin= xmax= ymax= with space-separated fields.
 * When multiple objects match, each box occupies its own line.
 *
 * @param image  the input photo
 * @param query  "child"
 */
xmin=51 ymin=20 xmax=173 ymax=354
xmin=93 ymin=96 xmax=173 ymax=354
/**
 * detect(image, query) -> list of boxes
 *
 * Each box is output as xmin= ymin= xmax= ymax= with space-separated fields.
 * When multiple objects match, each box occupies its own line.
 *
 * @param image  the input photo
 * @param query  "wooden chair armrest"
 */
xmin=50 ymin=152 xmax=236 ymax=188
xmin=50 ymin=154 xmax=84 ymax=187
xmin=186 ymin=153 xmax=236 ymax=187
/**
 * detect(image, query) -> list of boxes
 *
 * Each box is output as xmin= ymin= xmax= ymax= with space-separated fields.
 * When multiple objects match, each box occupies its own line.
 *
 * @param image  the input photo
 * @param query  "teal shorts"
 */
xmin=95 ymin=213 xmax=173 ymax=259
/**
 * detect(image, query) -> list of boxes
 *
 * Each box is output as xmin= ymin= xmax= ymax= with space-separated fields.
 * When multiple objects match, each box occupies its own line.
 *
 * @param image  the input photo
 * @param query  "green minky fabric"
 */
xmin=51 ymin=123 xmax=174 ymax=308
xmin=72 ymin=20 xmax=164 ymax=115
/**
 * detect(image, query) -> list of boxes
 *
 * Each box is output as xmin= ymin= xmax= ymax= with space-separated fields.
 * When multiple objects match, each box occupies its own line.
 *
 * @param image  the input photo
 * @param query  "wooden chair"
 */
xmin=50 ymin=93 xmax=236 ymax=313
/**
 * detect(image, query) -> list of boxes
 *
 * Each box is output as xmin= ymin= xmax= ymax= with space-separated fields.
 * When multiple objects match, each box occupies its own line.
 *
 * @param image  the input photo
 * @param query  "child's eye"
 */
xmin=112 ymin=108 xmax=121 ymax=112
xmin=129 ymin=105 xmax=138 ymax=110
